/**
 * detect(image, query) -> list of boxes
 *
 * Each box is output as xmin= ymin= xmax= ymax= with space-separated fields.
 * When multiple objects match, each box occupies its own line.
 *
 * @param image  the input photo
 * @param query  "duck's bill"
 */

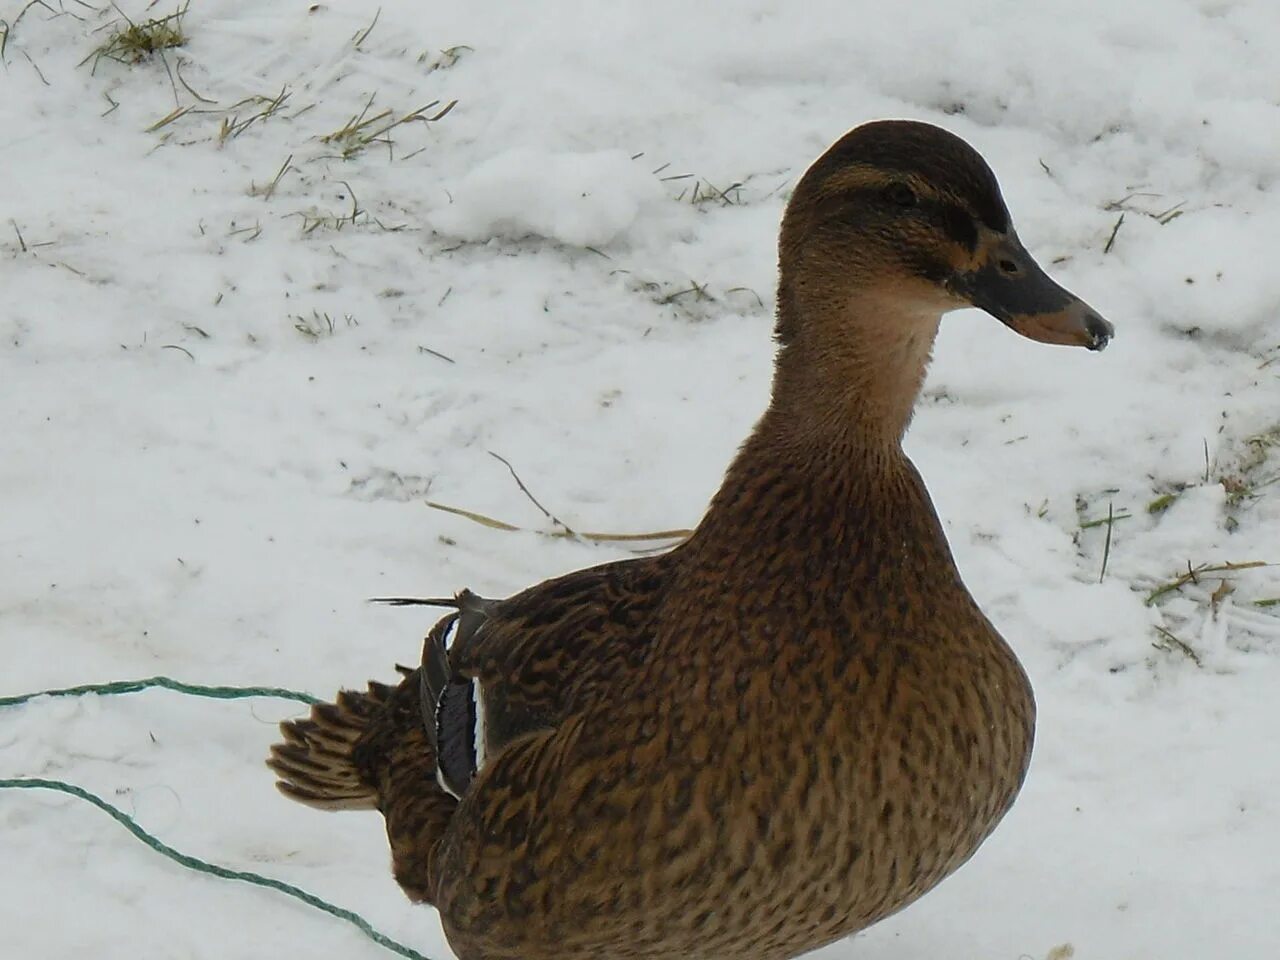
xmin=949 ymin=234 xmax=1114 ymax=352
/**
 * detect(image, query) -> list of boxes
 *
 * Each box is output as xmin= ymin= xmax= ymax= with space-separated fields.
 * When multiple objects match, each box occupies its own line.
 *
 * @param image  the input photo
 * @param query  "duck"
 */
xmin=268 ymin=119 xmax=1113 ymax=960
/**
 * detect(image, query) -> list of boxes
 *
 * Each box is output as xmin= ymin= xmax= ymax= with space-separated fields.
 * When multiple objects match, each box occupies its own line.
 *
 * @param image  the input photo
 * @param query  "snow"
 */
xmin=2 ymin=0 xmax=1278 ymax=958
xmin=431 ymin=147 xmax=666 ymax=246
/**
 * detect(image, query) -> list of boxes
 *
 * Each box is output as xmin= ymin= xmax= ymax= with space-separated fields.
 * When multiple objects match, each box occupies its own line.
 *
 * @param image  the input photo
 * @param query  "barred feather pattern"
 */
xmin=269 ymin=663 xmax=457 ymax=903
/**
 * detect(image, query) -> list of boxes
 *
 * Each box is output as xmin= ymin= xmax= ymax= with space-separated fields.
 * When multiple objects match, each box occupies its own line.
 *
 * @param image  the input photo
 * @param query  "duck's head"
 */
xmin=775 ymin=120 xmax=1113 ymax=354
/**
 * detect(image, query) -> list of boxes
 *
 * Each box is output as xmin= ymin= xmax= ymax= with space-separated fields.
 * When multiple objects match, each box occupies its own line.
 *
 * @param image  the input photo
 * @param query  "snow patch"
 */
xmin=431 ymin=148 xmax=663 ymax=247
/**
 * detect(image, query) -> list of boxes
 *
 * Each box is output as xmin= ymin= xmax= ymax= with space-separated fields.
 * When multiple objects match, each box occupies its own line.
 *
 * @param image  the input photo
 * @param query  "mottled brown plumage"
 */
xmin=268 ymin=120 xmax=1113 ymax=960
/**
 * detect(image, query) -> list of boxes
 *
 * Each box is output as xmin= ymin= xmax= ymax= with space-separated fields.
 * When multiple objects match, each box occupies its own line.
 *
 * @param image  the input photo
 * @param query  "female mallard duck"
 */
xmin=269 ymin=120 xmax=1112 ymax=960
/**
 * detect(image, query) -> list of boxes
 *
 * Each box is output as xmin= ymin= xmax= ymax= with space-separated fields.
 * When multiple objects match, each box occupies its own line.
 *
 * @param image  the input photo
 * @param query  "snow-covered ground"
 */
xmin=3 ymin=1 xmax=1278 ymax=957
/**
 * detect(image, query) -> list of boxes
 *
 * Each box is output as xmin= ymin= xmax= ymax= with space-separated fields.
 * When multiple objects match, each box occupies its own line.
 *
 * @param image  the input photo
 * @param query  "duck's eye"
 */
xmin=997 ymin=258 xmax=1022 ymax=277
xmin=884 ymin=183 xmax=917 ymax=208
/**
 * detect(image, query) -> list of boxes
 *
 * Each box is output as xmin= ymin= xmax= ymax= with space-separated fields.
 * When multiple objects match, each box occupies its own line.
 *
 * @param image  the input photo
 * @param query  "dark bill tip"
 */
xmin=1082 ymin=311 xmax=1114 ymax=352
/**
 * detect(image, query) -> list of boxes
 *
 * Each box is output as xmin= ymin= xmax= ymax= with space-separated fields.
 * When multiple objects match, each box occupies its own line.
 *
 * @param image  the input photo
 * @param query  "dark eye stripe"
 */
xmin=935 ymin=202 xmax=978 ymax=251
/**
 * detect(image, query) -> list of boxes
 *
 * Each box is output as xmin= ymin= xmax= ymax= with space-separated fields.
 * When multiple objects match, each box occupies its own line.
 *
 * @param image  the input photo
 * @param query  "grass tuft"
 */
xmin=1219 ymin=426 xmax=1280 ymax=509
xmin=218 ymin=87 xmax=292 ymax=142
xmin=285 ymin=180 xmax=406 ymax=235
xmin=678 ymin=178 xmax=744 ymax=206
xmin=292 ymin=310 xmax=358 ymax=340
xmin=249 ymin=154 xmax=294 ymax=201
xmin=83 ymin=2 xmax=188 ymax=71
xmin=1105 ymin=192 xmax=1189 ymax=226
xmin=319 ymin=94 xmax=457 ymax=160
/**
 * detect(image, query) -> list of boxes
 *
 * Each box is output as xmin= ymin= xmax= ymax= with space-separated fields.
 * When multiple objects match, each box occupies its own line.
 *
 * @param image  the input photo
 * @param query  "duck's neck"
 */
xmin=768 ymin=287 xmax=942 ymax=449
xmin=684 ymin=290 xmax=954 ymax=581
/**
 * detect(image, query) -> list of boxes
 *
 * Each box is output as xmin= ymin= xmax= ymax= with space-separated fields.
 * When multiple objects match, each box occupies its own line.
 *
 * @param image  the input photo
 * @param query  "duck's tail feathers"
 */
xmin=368 ymin=596 xmax=459 ymax=608
xmin=268 ymin=678 xmax=402 ymax=811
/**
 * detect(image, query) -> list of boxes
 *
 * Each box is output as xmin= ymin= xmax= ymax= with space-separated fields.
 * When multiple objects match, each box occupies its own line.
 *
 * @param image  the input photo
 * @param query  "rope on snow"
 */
xmin=0 ymin=678 xmax=432 ymax=960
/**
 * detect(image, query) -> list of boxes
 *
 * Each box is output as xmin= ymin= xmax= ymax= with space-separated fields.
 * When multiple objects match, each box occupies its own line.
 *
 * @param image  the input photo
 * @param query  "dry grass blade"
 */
xmin=1155 ymin=201 xmax=1186 ymax=225
xmin=660 ymin=280 xmax=714 ymax=305
xmin=336 ymin=180 xmax=361 ymax=224
xmin=417 ymin=345 xmax=455 ymax=363
xmin=425 ymin=501 xmax=692 ymax=545
xmin=1098 ymin=501 xmax=1115 ymax=583
xmin=421 ymin=44 xmax=473 ymax=73
xmin=1103 ymin=212 xmax=1124 ymax=254
xmin=353 ymin=7 xmax=380 ymax=48
xmin=726 ymin=286 xmax=765 ymax=308
xmin=5 ymin=1 xmax=55 ymax=64
xmin=21 ymin=48 xmax=48 ymax=85
xmin=228 ymin=220 xmax=262 ymax=242
xmin=426 ymin=501 xmax=520 ymax=532
xmin=175 ymin=59 xmax=216 ymax=104
xmin=257 ymin=154 xmax=293 ymax=201
xmin=366 ymin=100 xmax=458 ymax=139
xmin=1145 ymin=559 xmax=1272 ymax=606
xmin=487 ymin=451 xmax=576 ymax=537
xmin=1152 ymin=626 xmax=1203 ymax=667
xmin=146 ymin=105 xmax=192 ymax=132
xmin=573 ymin=528 xmax=694 ymax=543
xmin=1080 ymin=509 xmax=1131 ymax=529
xmin=1210 ymin=578 xmax=1234 ymax=611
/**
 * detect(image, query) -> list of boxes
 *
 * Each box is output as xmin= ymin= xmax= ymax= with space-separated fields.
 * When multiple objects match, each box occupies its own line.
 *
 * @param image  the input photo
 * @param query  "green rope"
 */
xmin=0 ymin=675 xmax=318 ymax=707
xmin=1 ymin=680 xmax=431 ymax=959
xmin=0 ymin=778 xmax=429 ymax=960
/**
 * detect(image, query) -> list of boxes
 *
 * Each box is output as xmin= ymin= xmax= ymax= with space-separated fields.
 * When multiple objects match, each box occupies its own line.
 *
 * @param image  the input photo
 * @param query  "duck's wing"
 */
xmin=394 ymin=555 xmax=669 ymax=801
xmin=270 ymin=555 xmax=668 ymax=904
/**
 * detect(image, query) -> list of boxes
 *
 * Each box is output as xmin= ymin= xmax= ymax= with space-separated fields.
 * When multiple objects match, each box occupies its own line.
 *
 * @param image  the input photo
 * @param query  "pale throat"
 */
xmin=768 ymin=287 xmax=944 ymax=448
